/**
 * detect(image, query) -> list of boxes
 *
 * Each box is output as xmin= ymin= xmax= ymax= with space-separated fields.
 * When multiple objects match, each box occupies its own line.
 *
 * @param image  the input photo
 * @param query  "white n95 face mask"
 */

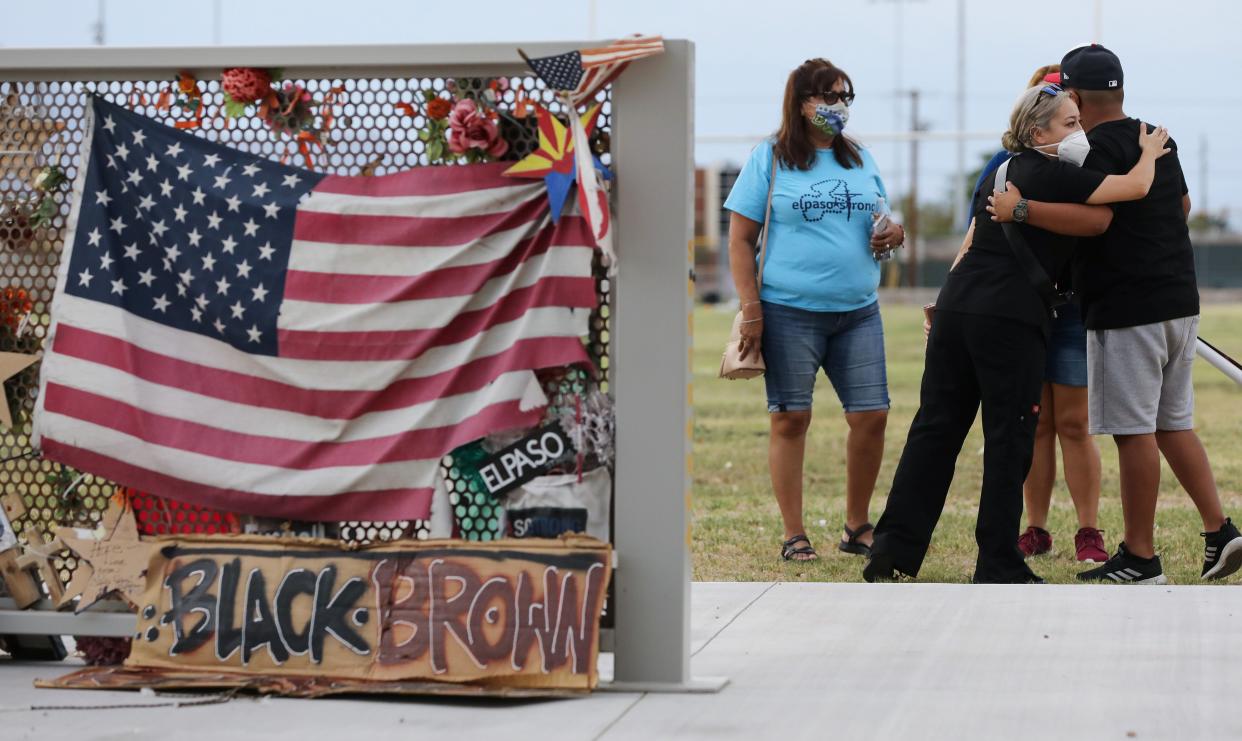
xmin=1035 ymin=129 xmax=1091 ymax=167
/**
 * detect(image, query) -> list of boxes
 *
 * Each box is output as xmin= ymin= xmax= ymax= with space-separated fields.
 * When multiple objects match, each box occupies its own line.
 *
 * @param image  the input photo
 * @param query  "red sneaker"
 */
xmin=1075 ymin=527 xmax=1109 ymax=563
xmin=1018 ymin=526 xmax=1052 ymax=557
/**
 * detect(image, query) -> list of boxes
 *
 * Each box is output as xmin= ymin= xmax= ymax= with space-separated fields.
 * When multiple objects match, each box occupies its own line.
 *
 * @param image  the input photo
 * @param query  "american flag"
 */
xmin=521 ymin=35 xmax=665 ymax=107
xmin=33 ymin=96 xmax=596 ymax=522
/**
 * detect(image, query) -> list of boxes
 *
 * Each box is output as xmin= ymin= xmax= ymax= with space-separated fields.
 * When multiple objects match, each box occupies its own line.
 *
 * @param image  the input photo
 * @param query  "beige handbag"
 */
xmin=719 ymin=155 xmax=778 ymax=380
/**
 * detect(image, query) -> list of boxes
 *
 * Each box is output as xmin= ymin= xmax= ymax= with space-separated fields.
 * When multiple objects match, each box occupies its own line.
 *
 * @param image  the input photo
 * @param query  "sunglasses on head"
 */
xmin=807 ymin=90 xmax=855 ymax=106
xmin=1040 ymin=83 xmax=1063 ymax=96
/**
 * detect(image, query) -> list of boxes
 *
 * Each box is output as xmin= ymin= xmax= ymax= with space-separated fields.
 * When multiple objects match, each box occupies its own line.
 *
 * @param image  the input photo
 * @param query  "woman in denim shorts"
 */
xmin=724 ymin=59 xmax=904 ymax=562
xmin=1017 ymin=300 xmax=1108 ymax=563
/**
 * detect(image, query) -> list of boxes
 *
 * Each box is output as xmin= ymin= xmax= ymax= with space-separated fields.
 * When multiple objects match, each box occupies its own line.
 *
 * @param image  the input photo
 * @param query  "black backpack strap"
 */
xmin=1001 ymin=222 xmax=1063 ymax=311
xmin=994 ymin=158 xmax=1067 ymax=315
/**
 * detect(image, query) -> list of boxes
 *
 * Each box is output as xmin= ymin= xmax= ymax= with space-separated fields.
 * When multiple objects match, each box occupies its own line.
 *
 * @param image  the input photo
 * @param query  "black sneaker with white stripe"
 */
xmin=1076 ymin=542 xmax=1167 ymax=585
xmin=1201 ymin=518 xmax=1242 ymax=580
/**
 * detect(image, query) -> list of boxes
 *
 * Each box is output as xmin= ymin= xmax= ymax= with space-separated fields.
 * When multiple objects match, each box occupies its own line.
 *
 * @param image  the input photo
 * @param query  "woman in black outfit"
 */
xmin=864 ymin=83 xmax=1170 ymax=583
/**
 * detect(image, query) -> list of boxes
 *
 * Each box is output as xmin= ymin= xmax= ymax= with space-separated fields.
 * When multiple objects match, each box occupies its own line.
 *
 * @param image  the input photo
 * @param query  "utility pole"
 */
xmin=1199 ymin=134 xmax=1208 ymax=218
xmin=1094 ymin=0 xmax=1104 ymax=41
xmin=213 ymin=0 xmax=222 ymax=45
xmin=955 ymin=0 xmax=967 ymax=230
xmin=907 ymin=89 xmax=920 ymax=288
xmin=893 ymin=3 xmax=904 ymax=185
xmin=92 ymin=0 xmax=106 ymax=45
xmin=869 ymin=0 xmax=921 ymax=195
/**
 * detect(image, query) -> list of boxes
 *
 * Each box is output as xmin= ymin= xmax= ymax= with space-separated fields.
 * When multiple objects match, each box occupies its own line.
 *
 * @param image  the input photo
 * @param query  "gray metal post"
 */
xmin=0 ymin=41 xmax=723 ymax=691
xmin=608 ymin=39 xmax=725 ymax=693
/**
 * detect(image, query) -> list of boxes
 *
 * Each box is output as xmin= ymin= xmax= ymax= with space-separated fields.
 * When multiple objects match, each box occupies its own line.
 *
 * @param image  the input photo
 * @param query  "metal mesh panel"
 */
xmin=125 ymin=489 xmax=241 ymax=537
xmin=0 ymin=73 xmax=612 ymax=583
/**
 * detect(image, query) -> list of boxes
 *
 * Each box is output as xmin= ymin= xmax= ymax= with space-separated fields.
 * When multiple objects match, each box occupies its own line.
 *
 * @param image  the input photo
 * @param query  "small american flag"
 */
xmin=521 ymin=35 xmax=665 ymax=107
xmin=33 ymin=96 xmax=595 ymax=522
xmin=518 ymin=36 xmax=663 ymax=273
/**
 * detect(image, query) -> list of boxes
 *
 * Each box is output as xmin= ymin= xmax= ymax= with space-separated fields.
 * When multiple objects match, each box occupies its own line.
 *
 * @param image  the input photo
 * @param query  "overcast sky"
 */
xmin=3 ymin=0 xmax=1240 ymax=224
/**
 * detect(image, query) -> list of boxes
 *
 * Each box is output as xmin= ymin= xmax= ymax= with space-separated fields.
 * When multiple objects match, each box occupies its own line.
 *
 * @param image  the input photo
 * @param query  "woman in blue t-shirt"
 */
xmin=724 ymin=58 xmax=906 ymax=562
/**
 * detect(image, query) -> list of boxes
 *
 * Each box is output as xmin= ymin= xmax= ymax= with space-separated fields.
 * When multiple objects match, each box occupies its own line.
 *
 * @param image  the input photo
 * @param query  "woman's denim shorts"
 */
xmin=1046 ymin=302 xmax=1088 ymax=388
xmin=760 ymin=299 xmax=890 ymax=414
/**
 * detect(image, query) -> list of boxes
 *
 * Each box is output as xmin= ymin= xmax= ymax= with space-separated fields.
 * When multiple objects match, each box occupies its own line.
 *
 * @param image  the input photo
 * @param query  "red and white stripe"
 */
xmin=35 ymin=162 xmax=595 ymax=522
xmin=580 ymin=35 xmax=665 ymax=67
xmin=571 ymin=35 xmax=665 ymax=106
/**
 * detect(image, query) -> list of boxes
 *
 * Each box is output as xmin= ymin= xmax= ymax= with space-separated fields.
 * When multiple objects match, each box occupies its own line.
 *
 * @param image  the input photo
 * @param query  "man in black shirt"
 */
xmin=999 ymin=45 xmax=1242 ymax=583
xmin=865 ymin=83 xmax=1169 ymax=585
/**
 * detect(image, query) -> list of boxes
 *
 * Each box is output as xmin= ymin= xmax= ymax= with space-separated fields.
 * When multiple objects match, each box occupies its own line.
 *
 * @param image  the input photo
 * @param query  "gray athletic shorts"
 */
xmin=1086 ymin=315 xmax=1198 ymax=435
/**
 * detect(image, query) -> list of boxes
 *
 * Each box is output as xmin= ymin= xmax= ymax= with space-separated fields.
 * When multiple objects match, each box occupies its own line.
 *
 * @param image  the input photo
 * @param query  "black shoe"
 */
xmin=862 ymin=551 xmax=901 ymax=583
xmin=1076 ymin=542 xmax=1167 ymax=584
xmin=972 ymin=572 xmax=1046 ymax=584
xmin=1202 ymin=518 xmax=1242 ymax=580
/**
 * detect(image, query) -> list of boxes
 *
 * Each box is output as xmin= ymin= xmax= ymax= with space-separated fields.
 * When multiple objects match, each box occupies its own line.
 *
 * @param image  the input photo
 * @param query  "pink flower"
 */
xmin=447 ymin=98 xmax=508 ymax=158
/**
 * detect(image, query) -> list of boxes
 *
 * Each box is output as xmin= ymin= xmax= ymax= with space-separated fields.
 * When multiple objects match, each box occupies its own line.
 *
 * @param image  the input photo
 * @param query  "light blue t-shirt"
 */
xmin=724 ymin=140 xmax=888 ymax=312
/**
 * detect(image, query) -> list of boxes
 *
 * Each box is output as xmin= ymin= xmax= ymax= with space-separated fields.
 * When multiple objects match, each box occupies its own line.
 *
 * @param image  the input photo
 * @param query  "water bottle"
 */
xmin=872 ymin=196 xmax=895 ymax=261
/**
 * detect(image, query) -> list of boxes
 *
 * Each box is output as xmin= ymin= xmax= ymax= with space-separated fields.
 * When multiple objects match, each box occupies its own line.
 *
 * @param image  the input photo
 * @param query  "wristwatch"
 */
xmin=1013 ymin=198 xmax=1030 ymax=223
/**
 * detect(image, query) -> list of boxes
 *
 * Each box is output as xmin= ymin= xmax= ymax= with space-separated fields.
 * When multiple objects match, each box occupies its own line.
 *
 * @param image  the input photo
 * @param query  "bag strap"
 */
xmin=755 ymin=151 xmax=779 ymax=288
xmin=994 ymin=157 xmax=1062 ymax=312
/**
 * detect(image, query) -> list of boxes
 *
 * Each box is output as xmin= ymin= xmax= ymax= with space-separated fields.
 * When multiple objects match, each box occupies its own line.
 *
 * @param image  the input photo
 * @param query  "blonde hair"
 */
xmin=1026 ymin=64 xmax=1061 ymax=88
xmin=1002 ymin=86 xmax=1069 ymax=153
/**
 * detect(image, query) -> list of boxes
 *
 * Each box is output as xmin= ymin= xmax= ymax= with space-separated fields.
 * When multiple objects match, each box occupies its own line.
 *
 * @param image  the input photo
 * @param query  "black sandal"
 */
xmin=781 ymin=534 xmax=818 ymax=561
xmin=839 ymin=523 xmax=874 ymax=556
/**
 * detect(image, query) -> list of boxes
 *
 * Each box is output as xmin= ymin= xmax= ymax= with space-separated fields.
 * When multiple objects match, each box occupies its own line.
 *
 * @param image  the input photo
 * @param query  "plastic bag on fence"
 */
xmin=0 ymin=503 xmax=16 ymax=551
xmin=505 ymin=466 xmax=611 ymax=541
xmin=427 ymin=471 xmax=454 ymax=539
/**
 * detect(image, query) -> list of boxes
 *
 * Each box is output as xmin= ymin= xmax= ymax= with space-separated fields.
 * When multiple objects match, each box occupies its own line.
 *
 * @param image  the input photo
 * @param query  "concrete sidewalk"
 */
xmin=4 ymin=582 xmax=1241 ymax=740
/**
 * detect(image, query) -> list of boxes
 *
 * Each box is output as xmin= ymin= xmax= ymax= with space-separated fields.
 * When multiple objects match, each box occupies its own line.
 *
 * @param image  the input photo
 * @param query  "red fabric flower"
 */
xmin=426 ymin=96 xmax=453 ymax=120
xmin=221 ymin=67 xmax=272 ymax=104
xmin=447 ymin=99 xmax=508 ymax=158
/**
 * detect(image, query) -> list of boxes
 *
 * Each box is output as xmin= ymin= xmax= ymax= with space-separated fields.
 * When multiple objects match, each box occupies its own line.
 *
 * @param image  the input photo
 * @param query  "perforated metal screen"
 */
xmin=0 ymin=73 xmax=612 ymax=586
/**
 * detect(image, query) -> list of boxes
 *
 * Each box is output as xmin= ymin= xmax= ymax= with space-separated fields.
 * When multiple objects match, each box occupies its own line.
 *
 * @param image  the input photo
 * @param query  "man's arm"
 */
xmin=987 ymin=185 xmax=1114 ymax=236
xmin=1183 ymin=193 xmax=1192 ymax=220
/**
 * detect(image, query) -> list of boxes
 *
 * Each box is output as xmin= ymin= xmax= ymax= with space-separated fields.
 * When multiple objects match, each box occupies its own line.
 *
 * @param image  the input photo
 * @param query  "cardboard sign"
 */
xmin=476 ymin=423 xmax=573 ymax=497
xmin=58 ymin=499 xmax=149 ymax=612
xmin=126 ymin=534 xmax=610 ymax=690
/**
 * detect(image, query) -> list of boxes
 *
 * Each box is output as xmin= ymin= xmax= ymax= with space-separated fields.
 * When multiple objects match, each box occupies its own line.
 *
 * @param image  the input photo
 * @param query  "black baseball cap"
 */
xmin=1060 ymin=44 xmax=1124 ymax=90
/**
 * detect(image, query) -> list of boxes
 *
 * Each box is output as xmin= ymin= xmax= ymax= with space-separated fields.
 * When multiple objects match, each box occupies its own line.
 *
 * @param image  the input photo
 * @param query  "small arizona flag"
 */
xmin=502 ymin=104 xmax=610 ymax=225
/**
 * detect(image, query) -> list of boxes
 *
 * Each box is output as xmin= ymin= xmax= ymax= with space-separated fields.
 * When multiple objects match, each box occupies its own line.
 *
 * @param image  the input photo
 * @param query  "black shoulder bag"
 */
xmin=994 ymin=157 xmax=1072 ymax=318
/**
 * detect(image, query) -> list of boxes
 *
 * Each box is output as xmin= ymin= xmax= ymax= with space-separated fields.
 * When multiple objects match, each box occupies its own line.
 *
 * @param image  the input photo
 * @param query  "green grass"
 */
xmin=691 ymin=301 xmax=1242 ymax=584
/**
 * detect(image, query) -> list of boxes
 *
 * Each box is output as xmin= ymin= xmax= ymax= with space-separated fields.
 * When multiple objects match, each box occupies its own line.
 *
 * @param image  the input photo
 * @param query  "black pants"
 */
xmin=871 ymin=310 xmax=1046 ymax=583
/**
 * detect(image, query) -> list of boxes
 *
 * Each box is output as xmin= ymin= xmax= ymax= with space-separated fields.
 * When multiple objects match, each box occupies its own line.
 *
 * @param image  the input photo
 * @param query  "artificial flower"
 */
xmin=447 ymin=99 xmax=508 ymax=158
